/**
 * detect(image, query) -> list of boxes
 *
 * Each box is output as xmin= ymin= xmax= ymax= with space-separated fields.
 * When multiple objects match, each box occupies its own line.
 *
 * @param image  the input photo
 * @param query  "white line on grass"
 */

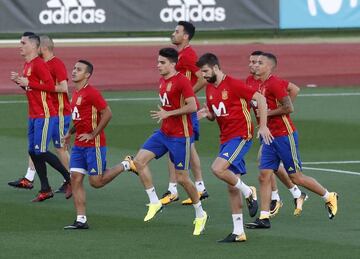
xmin=303 ymin=160 xmax=360 ymax=165
xmin=1 ymin=92 xmax=360 ymax=104
xmin=303 ymin=166 xmax=360 ymax=176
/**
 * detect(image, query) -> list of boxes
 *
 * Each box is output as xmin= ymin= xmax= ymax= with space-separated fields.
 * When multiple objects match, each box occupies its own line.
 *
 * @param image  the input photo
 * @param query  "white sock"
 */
xmin=25 ymin=167 xmax=36 ymax=182
xmin=260 ymin=211 xmax=270 ymax=219
xmin=77 ymin=215 xmax=87 ymax=223
xmin=235 ymin=179 xmax=252 ymax=198
xmin=193 ymin=202 xmax=205 ymax=218
xmin=232 ymin=214 xmax=244 ymax=235
xmin=121 ymin=161 xmax=130 ymax=171
xmin=271 ymin=190 xmax=280 ymax=201
xmin=146 ymin=187 xmax=160 ymax=204
xmin=289 ymin=185 xmax=301 ymax=199
xmin=195 ymin=181 xmax=206 ymax=192
xmin=168 ymin=182 xmax=178 ymax=195
xmin=322 ymin=190 xmax=330 ymax=201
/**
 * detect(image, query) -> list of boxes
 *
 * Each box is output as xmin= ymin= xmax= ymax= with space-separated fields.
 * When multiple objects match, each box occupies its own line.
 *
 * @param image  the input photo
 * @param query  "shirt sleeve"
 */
xmin=180 ymin=76 xmax=195 ymax=99
xmin=28 ymin=61 xmax=55 ymax=92
xmin=91 ymin=88 xmax=108 ymax=111
xmin=233 ymin=78 xmax=256 ymax=102
xmin=53 ymin=59 xmax=68 ymax=83
xmin=271 ymin=78 xmax=289 ymax=100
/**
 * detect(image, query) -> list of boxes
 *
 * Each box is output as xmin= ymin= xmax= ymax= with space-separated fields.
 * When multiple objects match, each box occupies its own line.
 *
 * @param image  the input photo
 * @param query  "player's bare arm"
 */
xmin=193 ymin=70 xmax=207 ymax=93
xmin=267 ymin=96 xmax=294 ymax=117
xmin=151 ymin=96 xmax=197 ymax=123
xmin=287 ymin=82 xmax=300 ymax=102
xmin=252 ymin=92 xmax=273 ymax=144
xmin=77 ymin=106 xmax=112 ymax=142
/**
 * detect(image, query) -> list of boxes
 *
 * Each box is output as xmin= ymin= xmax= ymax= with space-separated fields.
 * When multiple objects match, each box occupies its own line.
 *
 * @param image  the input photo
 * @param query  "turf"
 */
xmin=0 ymin=87 xmax=359 ymax=258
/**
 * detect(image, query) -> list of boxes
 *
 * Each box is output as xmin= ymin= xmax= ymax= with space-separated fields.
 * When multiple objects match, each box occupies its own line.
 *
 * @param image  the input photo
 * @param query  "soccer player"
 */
xmin=245 ymin=53 xmax=338 ymax=229
xmin=160 ymin=21 xmax=209 ymax=206
xmin=63 ymin=60 xmax=137 ymax=230
xmin=132 ymin=48 xmax=208 ymax=236
xmin=196 ymin=53 xmax=273 ymax=242
xmin=10 ymin=32 xmax=71 ymax=202
xmin=246 ymin=50 xmax=308 ymax=217
xmin=8 ymin=35 xmax=72 ymax=196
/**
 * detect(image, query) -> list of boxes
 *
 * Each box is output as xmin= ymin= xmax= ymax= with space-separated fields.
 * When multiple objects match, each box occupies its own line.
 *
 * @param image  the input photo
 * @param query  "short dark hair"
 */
xmin=196 ymin=53 xmax=220 ymax=68
xmin=178 ymin=21 xmax=195 ymax=40
xmin=22 ymin=31 xmax=40 ymax=47
xmin=261 ymin=52 xmax=277 ymax=66
xmin=159 ymin=48 xmax=178 ymax=63
xmin=78 ymin=59 xmax=94 ymax=75
xmin=250 ymin=50 xmax=264 ymax=56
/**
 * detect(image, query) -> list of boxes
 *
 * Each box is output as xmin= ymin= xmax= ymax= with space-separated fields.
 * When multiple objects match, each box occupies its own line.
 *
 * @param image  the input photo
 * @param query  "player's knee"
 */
xmin=288 ymin=173 xmax=302 ymax=185
xmin=133 ymin=158 xmax=145 ymax=172
xmin=89 ymin=180 xmax=103 ymax=189
xmin=211 ymin=165 xmax=222 ymax=178
xmin=258 ymin=171 xmax=271 ymax=183
xmin=175 ymin=173 xmax=187 ymax=185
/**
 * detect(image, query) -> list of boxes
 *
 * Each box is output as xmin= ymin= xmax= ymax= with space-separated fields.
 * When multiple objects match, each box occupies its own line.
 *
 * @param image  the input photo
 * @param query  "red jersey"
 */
xmin=176 ymin=45 xmax=200 ymax=109
xmin=159 ymin=73 xmax=195 ymax=138
xmin=257 ymin=75 xmax=296 ymax=137
xmin=206 ymin=75 xmax=256 ymax=144
xmin=71 ymin=84 xmax=108 ymax=147
xmin=47 ymin=57 xmax=71 ymax=116
xmin=22 ymin=56 xmax=56 ymax=118
xmin=246 ymin=74 xmax=262 ymax=125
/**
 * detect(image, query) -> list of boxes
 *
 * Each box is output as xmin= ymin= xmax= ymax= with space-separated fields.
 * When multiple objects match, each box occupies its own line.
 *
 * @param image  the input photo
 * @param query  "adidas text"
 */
xmin=160 ymin=4 xmax=225 ymax=23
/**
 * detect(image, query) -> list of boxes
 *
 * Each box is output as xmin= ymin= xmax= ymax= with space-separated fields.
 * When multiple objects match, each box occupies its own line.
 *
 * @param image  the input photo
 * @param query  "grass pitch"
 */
xmin=0 ymin=87 xmax=359 ymax=258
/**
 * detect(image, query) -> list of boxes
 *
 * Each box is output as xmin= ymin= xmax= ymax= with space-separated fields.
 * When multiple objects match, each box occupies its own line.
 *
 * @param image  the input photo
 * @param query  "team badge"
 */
xmin=209 ymin=95 xmax=213 ymax=100
xmin=222 ymin=90 xmax=228 ymax=100
xmin=166 ymin=82 xmax=172 ymax=91
xmin=76 ymin=96 xmax=82 ymax=105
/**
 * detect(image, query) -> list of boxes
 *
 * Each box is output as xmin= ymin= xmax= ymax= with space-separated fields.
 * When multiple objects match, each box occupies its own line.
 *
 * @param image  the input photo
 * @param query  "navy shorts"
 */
xmin=260 ymin=131 xmax=302 ymax=174
xmin=28 ymin=117 xmax=55 ymax=154
xmin=142 ymin=130 xmax=193 ymax=170
xmin=70 ymin=145 xmax=107 ymax=176
xmin=52 ymin=115 xmax=71 ymax=148
xmin=218 ymin=137 xmax=252 ymax=175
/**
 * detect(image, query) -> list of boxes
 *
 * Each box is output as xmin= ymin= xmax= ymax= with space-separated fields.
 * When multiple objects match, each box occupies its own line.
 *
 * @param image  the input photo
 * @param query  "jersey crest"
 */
xmin=222 ymin=90 xmax=228 ymax=100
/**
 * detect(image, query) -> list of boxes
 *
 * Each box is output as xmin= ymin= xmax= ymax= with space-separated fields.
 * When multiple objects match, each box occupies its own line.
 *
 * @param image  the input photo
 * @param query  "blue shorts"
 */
xmin=191 ymin=112 xmax=200 ymax=141
xmin=218 ymin=137 xmax=253 ymax=175
xmin=142 ymin=130 xmax=193 ymax=170
xmin=69 ymin=145 xmax=107 ymax=176
xmin=52 ymin=115 xmax=71 ymax=148
xmin=260 ymin=131 xmax=302 ymax=174
xmin=28 ymin=117 xmax=55 ymax=154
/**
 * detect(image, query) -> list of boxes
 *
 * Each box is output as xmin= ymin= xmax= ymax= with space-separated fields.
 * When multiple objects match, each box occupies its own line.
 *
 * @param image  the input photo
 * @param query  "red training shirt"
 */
xmin=256 ymin=75 xmax=296 ymax=137
xmin=46 ymin=56 xmax=71 ymax=116
xmin=22 ymin=56 xmax=56 ymax=118
xmin=206 ymin=75 xmax=256 ymax=144
xmin=176 ymin=45 xmax=200 ymax=109
xmin=71 ymin=84 xmax=108 ymax=147
xmin=159 ymin=72 xmax=195 ymax=138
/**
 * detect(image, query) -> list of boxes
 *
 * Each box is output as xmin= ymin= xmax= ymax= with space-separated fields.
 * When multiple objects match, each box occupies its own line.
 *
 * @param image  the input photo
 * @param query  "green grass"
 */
xmin=0 ymin=87 xmax=360 ymax=258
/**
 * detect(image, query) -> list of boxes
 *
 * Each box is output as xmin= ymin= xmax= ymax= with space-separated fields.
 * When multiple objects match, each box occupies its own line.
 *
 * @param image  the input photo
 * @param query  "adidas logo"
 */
xmin=90 ymin=168 xmax=96 ymax=173
xmin=39 ymin=0 xmax=106 ymax=25
xmin=35 ymin=145 xmax=40 ymax=150
xmin=177 ymin=162 xmax=183 ymax=167
xmin=160 ymin=0 xmax=226 ymax=23
xmin=223 ymin=152 xmax=229 ymax=157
